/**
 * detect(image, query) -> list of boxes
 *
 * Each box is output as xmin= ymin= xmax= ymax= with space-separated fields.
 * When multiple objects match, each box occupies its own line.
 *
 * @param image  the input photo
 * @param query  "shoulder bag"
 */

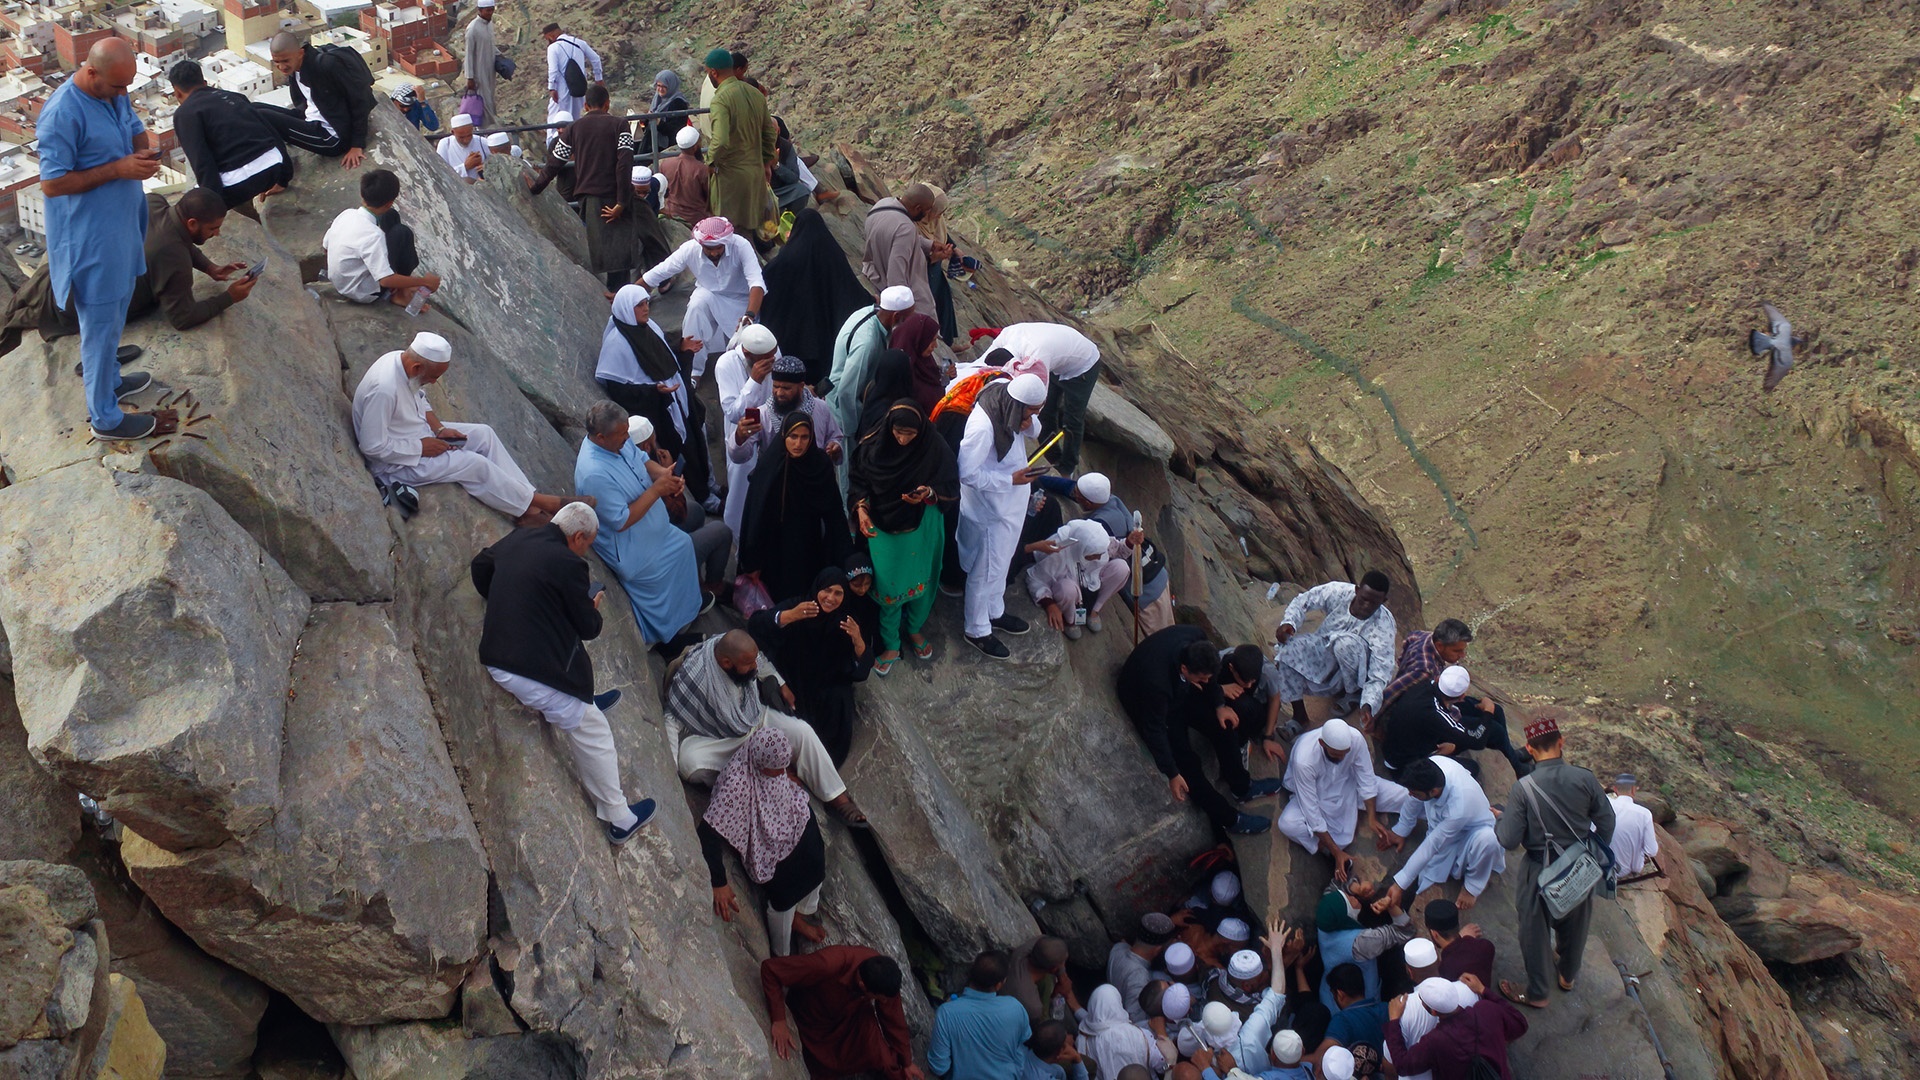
xmin=1515 ymin=775 xmax=1614 ymax=920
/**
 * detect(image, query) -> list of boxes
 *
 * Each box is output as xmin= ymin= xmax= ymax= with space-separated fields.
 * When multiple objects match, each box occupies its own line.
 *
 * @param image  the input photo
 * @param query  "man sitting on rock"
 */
xmin=254 ymin=30 xmax=375 ymax=167
xmin=1382 ymin=617 xmax=1473 ymax=711
xmin=762 ymin=946 xmax=920 ymax=1079
xmin=662 ymin=629 xmax=867 ymax=826
xmin=1380 ymin=664 xmax=1528 ymax=780
xmin=351 ymin=331 xmax=583 ymax=524
xmin=323 ymin=168 xmax=440 ymax=310
xmin=1606 ymin=773 xmax=1660 ymax=876
xmin=169 ymin=59 xmax=289 ymax=211
xmin=1272 ymin=571 xmax=1398 ymax=734
xmin=1370 ymin=756 xmax=1505 ymax=915
xmin=1276 ymin=717 xmax=1411 ymax=880
xmin=629 ymin=416 xmax=731 ymax=604
xmin=470 ymin=502 xmax=656 ymax=845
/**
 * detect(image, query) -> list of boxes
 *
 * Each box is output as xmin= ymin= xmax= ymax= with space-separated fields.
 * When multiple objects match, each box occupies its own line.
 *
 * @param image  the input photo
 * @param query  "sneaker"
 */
xmin=1227 ymin=812 xmax=1272 ymax=835
xmin=114 ymin=371 xmax=153 ymax=399
xmin=607 ymin=799 xmax=658 ymax=845
xmin=391 ymin=483 xmax=420 ymax=514
xmin=990 ymin=614 xmax=1030 ymax=635
xmin=1085 ymin=610 xmax=1104 ymax=634
xmin=117 ymin=343 xmax=142 ymax=365
xmin=698 ymin=591 xmax=717 ymax=615
xmin=1234 ymin=778 xmax=1285 ymax=801
xmin=594 ymin=689 xmax=622 ymax=712
xmin=1064 ymin=623 xmax=1083 ymax=641
xmin=966 ymin=633 xmax=1010 ymax=660
xmin=91 ymin=413 xmax=158 ymax=441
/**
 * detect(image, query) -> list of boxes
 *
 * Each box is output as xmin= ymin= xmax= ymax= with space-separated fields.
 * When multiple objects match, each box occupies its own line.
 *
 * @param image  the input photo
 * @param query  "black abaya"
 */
xmin=759 ymin=209 xmax=873 ymax=384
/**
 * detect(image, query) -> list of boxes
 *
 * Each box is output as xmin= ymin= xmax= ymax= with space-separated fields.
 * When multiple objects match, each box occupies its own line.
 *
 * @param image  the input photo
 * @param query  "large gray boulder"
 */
xmin=0 ymin=685 xmax=79 ymax=864
xmin=0 ymin=218 xmax=394 ymax=603
xmin=264 ymin=106 xmax=613 ymax=440
xmin=0 ymin=468 xmax=309 ymax=850
xmin=120 ymin=602 xmax=489 ymax=1025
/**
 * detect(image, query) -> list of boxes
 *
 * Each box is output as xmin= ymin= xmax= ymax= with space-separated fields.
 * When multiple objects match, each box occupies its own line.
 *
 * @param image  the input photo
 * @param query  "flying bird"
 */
xmin=1748 ymin=302 xmax=1804 ymax=391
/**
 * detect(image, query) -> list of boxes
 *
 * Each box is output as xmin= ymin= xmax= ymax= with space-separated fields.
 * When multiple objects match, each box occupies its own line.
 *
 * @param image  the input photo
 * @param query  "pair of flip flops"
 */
xmin=873 ymin=638 xmax=935 ymax=676
xmin=379 ymin=480 xmax=420 ymax=516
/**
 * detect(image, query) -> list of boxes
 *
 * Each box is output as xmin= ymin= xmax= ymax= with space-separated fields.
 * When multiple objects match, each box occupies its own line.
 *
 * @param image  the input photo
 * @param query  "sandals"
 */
xmin=1559 ymin=976 xmax=1577 ymax=992
xmin=908 ymin=635 xmax=933 ymax=661
xmin=873 ymin=654 xmax=898 ymax=677
xmin=826 ymin=793 xmax=870 ymax=830
xmin=1499 ymin=980 xmax=1549 ymax=1009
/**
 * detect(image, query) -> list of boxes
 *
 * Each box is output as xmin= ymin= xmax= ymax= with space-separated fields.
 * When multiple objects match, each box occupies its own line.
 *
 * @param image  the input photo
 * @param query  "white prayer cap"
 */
xmin=1227 ymin=949 xmax=1264 ymax=981
xmin=1321 ymin=1046 xmax=1356 ymax=1080
xmin=1320 ymin=717 xmax=1355 ymax=751
xmin=450 ymin=113 xmax=474 ymax=128
xmin=627 ymin=415 xmax=654 ymax=444
xmin=1437 ymin=664 xmax=1470 ymax=697
xmin=1269 ymin=1030 xmax=1304 ymax=1065
xmin=1417 ymin=977 xmax=1461 ymax=1015
xmin=1453 ymin=980 xmax=1481 ymax=1011
xmin=1216 ymin=917 xmax=1250 ymax=942
xmin=475 ymin=0 xmax=495 ymax=7
xmin=879 ymin=285 xmax=916 ymax=312
xmin=1201 ymin=1002 xmax=1237 ymax=1039
xmin=1160 ymin=982 xmax=1191 ymax=1021
xmin=1008 ymin=372 xmax=1046 ymax=406
xmin=550 ymin=109 xmax=573 ymax=123
xmin=736 ymin=323 xmax=777 ymax=355
xmin=1163 ymin=942 xmax=1195 ymax=976
xmin=485 ymin=131 xmax=510 ymax=147
xmin=1210 ymin=870 xmax=1241 ymax=906
xmin=1074 ymin=472 xmax=1112 ymax=506
xmin=631 ymin=165 xmax=653 ymax=184
xmin=1404 ymin=938 xmax=1438 ymax=969
xmin=675 ymin=125 xmax=701 ymax=150
xmin=408 ymin=332 xmax=452 ymax=364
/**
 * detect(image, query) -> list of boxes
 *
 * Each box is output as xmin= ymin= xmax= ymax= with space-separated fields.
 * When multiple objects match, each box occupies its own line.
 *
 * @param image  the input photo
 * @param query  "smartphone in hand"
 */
xmin=245 ymin=257 xmax=267 ymax=280
xmin=671 ymin=459 xmax=686 ymax=476
xmin=744 ymin=406 xmax=761 ymax=426
xmin=589 ymin=581 xmax=607 ymax=600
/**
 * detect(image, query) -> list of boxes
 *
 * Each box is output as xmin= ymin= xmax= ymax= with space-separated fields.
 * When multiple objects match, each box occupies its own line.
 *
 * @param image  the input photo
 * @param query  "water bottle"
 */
xmin=405 ymin=287 xmax=432 ymax=316
xmin=1074 ymin=605 xmax=1087 ymax=627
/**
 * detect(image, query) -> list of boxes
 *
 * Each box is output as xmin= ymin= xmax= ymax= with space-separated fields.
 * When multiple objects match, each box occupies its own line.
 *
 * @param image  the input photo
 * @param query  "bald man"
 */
xmin=252 ymin=31 xmax=375 ymax=168
xmin=861 ymin=182 xmax=946 ymax=317
xmin=38 ymin=38 xmax=166 ymax=440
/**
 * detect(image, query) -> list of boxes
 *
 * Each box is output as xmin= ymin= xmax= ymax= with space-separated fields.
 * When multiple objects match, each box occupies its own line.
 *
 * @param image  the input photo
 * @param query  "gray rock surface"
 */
xmin=120 ymin=602 xmax=489 ymax=1025
xmin=0 ymin=468 xmax=309 ymax=850
xmin=44 ymin=924 xmax=98 ymax=1037
xmin=0 ymin=689 xmax=79 ymax=865
xmin=331 ymin=1020 xmax=580 ymax=1080
xmin=1085 ymin=381 xmax=1175 ymax=466
xmin=0 ymin=861 xmax=96 ymax=929
xmin=490 ymin=154 xmax=592 ymax=269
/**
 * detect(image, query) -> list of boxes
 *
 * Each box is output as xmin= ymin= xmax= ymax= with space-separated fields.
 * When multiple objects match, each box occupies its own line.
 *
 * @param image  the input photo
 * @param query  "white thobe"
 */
xmin=641 ymin=236 xmax=765 ymax=376
xmin=1274 ymin=581 xmax=1399 ymax=714
xmin=988 ymin=322 xmax=1102 ymax=380
xmin=436 ymin=133 xmax=489 ymax=179
xmin=712 ymin=344 xmax=777 ymax=537
xmin=1608 ymin=794 xmax=1660 ymax=875
xmin=1394 ymin=991 xmax=1445 ymax=1080
xmin=351 ymin=351 xmax=536 ymax=516
xmin=957 ymin=407 xmax=1039 ymax=638
xmin=462 ymin=15 xmax=496 ymax=118
xmin=1277 ymin=726 xmax=1410 ymax=851
xmin=1391 ymin=755 xmax=1506 ymax=897
xmin=545 ymin=34 xmax=602 ymax=123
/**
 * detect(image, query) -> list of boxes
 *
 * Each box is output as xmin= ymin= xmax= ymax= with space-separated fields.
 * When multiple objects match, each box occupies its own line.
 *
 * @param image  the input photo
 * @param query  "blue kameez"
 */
xmin=574 ymin=438 xmax=701 ymax=644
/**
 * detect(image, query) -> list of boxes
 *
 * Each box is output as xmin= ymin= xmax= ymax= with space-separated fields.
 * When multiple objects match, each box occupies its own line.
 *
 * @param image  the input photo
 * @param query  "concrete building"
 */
xmin=219 ymin=0 xmax=276 ymax=53
xmin=200 ymin=46 xmax=269 ymax=96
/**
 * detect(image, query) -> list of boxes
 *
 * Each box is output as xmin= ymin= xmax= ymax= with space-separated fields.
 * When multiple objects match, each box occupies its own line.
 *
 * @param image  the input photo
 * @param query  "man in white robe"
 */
xmin=711 ymin=322 xmax=780 ymax=537
xmin=542 ymin=25 xmax=602 ymax=123
xmin=351 ymin=331 xmax=576 ymax=524
xmin=461 ymin=0 xmax=497 ymax=121
xmin=1273 ymin=572 xmax=1399 ymax=731
xmin=1375 ymin=755 xmax=1506 ymax=912
xmin=1607 ymin=773 xmax=1660 ymax=875
xmin=639 ymin=216 xmax=764 ymax=379
xmin=1277 ymin=717 xmax=1411 ymax=877
xmin=436 ymin=114 xmax=488 ymax=181
xmin=957 ymin=372 xmax=1049 ymax=658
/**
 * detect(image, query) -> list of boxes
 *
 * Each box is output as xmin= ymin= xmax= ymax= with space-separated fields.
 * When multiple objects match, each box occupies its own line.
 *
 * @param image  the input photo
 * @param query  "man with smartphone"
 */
xmin=37 ymin=38 xmax=165 ymax=440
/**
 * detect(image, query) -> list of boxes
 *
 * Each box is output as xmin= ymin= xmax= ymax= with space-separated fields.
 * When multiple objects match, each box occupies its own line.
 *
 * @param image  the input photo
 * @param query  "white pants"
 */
xmin=723 ymin=454 xmax=753 ymax=540
xmin=1276 ymin=781 xmax=1412 ymax=852
xmin=373 ymin=424 xmax=536 ymax=517
xmin=675 ymin=711 xmax=847 ymax=801
xmin=767 ymin=886 xmax=822 ymax=957
xmin=1028 ymin=559 xmax=1130 ymax=614
xmin=683 ymin=288 xmax=750 ymax=378
xmin=958 ymin=509 xmax=1021 ymax=639
xmin=488 ymin=667 xmax=638 ymax=830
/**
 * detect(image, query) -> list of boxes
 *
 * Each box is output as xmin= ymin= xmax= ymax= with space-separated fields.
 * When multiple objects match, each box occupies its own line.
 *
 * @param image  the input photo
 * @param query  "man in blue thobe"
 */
xmin=928 ymin=951 xmax=1030 ymax=1080
xmin=38 ymin=39 xmax=161 ymax=440
xmin=1375 ymin=754 xmax=1507 ymax=914
xmin=573 ymin=400 xmax=702 ymax=645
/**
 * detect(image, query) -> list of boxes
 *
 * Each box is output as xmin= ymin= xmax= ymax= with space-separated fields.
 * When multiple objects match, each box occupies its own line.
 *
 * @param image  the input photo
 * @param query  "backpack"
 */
xmin=315 ymin=42 xmax=374 ymax=91
xmin=493 ymin=53 xmax=516 ymax=80
xmin=930 ymin=370 xmax=1007 ymax=421
xmin=558 ymin=37 xmax=588 ymax=97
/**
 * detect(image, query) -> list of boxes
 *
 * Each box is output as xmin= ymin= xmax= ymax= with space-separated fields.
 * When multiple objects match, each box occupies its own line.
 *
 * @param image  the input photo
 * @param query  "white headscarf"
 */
xmin=595 ymin=284 xmax=653 ymax=386
xmin=1078 ymin=985 xmax=1154 ymax=1080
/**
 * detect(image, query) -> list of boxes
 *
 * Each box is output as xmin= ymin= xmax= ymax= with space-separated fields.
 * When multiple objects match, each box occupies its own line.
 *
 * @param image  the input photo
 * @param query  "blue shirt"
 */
xmin=37 ymin=78 xmax=147 ymax=306
xmin=1326 ymin=997 xmax=1390 ymax=1056
xmin=1019 ymin=1049 xmax=1088 ymax=1080
xmin=928 ymin=988 xmax=1031 ymax=1080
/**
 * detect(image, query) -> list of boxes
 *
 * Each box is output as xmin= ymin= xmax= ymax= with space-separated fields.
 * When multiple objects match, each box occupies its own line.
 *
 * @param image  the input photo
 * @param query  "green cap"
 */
xmin=703 ymin=47 xmax=733 ymax=69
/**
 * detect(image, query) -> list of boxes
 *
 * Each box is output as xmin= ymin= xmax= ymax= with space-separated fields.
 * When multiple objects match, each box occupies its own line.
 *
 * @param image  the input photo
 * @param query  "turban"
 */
xmin=1162 ymin=942 xmax=1195 ymax=976
xmin=1403 ymin=938 xmax=1438 ymax=969
xmin=735 ymin=324 xmax=777 ymax=354
xmin=1008 ymin=372 xmax=1046 ymax=406
xmin=1320 ymin=717 xmax=1355 ymax=751
xmin=1216 ymin=917 xmax=1250 ymax=942
xmin=1437 ymin=665 xmax=1470 ymax=697
xmin=879 ymin=285 xmax=916 ymax=311
xmin=1075 ymin=472 xmax=1112 ymax=506
xmin=408 ymin=332 xmax=451 ymax=364
xmin=692 ymin=216 xmax=734 ymax=244
xmin=1227 ymin=949 xmax=1264 ymax=981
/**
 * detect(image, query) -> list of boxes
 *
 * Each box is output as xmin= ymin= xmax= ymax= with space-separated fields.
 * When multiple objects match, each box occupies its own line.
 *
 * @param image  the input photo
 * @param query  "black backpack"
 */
xmin=558 ymin=37 xmax=588 ymax=97
xmin=315 ymin=42 xmax=373 ymax=91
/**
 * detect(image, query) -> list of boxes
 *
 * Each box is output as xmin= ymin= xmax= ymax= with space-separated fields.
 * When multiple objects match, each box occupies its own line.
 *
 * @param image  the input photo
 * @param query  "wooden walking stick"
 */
xmin=1131 ymin=509 xmax=1144 ymax=646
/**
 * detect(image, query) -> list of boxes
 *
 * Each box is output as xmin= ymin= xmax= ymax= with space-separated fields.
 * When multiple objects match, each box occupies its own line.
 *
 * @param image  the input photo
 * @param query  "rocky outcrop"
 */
xmin=1 ymin=684 xmax=78 ymax=864
xmin=0 ymin=469 xmax=309 ymax=851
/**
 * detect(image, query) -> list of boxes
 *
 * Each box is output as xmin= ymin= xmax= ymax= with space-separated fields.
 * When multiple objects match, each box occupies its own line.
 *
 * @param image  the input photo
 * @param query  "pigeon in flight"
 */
xmin=1749 ymin=302 xmax=1804 ymax=391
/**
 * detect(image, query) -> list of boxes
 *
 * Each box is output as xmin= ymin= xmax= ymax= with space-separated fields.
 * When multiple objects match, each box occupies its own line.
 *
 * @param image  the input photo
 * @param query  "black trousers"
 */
xmin=1172 ymin=706 xmax=1256 ymax=830
xmin=218 ymin=158 xmax=292 ymax=210
xmin=1468 ymin=701 xmax=1525 ymax=767
xmin=251 ymin=104 xmax=347 ymax=157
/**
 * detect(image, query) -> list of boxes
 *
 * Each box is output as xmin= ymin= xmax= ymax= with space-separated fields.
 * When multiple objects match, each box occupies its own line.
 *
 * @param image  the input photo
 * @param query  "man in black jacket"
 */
xmin=1117 ymin=626 xmax=1272 ymax=835
xmin=1379 ymin=664 xmax=1529 ymax=780
xmin=472 ymin=502 xmax=658 ymax=845
xmin=170 ymin=60 xmax=289 ymax=210
xmin=253 ymin=31 xmax=375 ymax=167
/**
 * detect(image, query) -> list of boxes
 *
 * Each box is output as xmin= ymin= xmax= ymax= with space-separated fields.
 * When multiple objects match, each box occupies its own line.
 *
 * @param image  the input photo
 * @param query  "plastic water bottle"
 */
xmin=405 ymin=287 xmax=431 ymax=316
xmin=1074 ymin=605 xmax=1088 ymax=627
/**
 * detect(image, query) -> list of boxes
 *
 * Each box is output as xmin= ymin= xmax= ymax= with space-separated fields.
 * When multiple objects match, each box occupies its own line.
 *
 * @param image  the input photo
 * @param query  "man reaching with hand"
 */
xmin=1118 ymin=625 xmax=1274 ymax=835
xmin=760 ymin=947 xmax=920 ymax=1079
